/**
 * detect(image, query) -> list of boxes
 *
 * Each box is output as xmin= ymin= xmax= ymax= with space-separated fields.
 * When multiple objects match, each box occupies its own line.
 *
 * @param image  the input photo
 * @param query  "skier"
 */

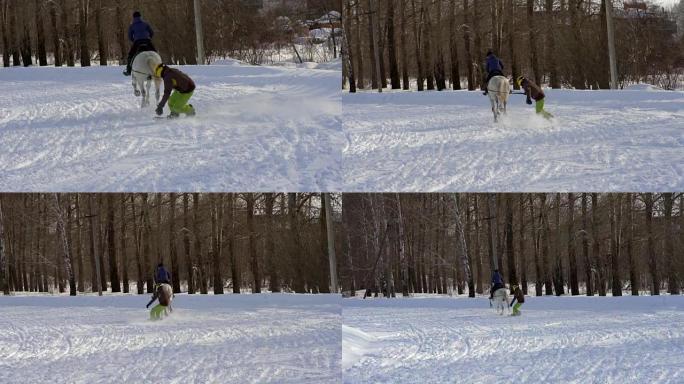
xmin=489 ymin=269 xmax=505 ymax=300
xmin=154 ymin=262 xmax=171 ymax=286
xmin=483 ymin=49 xmax=505 ymax=95
xmin=123 ymin=11 xmax=156 ymax=77
xmin=154 ymin=64 xmax=196 ymax=119
xmin=146 ymin=283 xmax=173 ymax=320
xmin=509 ymin=284 xmax=525 ymax=316
xmin=516 ymin=75 xmax=553 ymax=119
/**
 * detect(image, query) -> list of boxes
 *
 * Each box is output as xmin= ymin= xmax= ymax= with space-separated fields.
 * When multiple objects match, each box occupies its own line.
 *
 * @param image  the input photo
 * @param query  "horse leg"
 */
xmin=145 ymin=79 xmax=152 ymax=107
xmin=154 ymin=78 xmax=161 ymax=103
xmin=133 ymin=78 xmax=141 ymax=97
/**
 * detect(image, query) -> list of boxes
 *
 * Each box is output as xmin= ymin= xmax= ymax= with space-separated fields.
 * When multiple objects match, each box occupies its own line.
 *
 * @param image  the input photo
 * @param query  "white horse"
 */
xmin=491 ymin=287 xmax=510 ymax=315
xmin=487 ymin=75 xmax=510 ymax=122
xmin=131 ymin=51 xmax=162 ymax=108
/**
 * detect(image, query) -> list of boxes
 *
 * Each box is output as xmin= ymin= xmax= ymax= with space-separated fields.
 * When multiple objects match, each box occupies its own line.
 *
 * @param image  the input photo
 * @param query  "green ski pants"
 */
xmin=150 ymin=304 xmax=166 ymax=320
xmin=535 ymin=99 xmax=553 ymax=119
xmin=168 ymin=91 xmax=195 ymax=115
xmin=512 ymin=302 xmax=523 ymax=315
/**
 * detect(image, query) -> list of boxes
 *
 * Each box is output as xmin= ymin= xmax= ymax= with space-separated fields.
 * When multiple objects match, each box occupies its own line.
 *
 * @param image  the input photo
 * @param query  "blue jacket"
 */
xmin=129 ymin=17 xmax=154 ymax=42
xmin=155 ymin=266 xmax=170 ymax=283
xmin=492 ymin=271 xmax=503 ymax=285
xmin=486 ymin=54 xmax=504 ymax=74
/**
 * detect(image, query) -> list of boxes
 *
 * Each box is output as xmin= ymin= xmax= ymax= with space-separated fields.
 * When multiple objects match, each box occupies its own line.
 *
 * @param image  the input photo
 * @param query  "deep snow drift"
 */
xmin=343 ymin=295 xmax=684 ymax=383
xmin=0 ymin=63 xmax=341 ymax=191
xmin=0 ymin=294 xmax=341 ymax=384
xmin=343 ymin=89 xmax=684 ymax=191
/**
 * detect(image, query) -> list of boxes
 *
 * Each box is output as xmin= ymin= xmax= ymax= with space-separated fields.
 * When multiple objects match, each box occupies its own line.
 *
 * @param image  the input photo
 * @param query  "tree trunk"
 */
xmin=526 ymin=0 xmax=541 ymax=84
xmin=664 ymin=193 xmax=679 ymax=294
xmin=610 ymin=194 xmax=622 ymax=296
xmin=193 ymin=193 xmax=207 ymax=294
xmin=449 ymin=0 xmax=461 ymax=90
xmin=581 ymin=193 xmax=593 ymax=296
xmin=212 ymin=195 xmax=224 ymax=294
xmin=505 ymin=195 xmax=517 ymax=289
xmin=246 ymin=194 xmax=261 ymax=293
xmin=553 ymin=193 xmax=564 ymax=295
xmin=115 ymin=3 xmax=127 ymax=64
xmin=142 ymin=194 xmax=154 ymax=293
xmin=411 ymin=0 xmax=424 ymax=91
xmin=168 ymin=193 xmax=180 ymax=293
xmin=463 ymin=0 xmax=475 ymax=90
xmin=120 ymin=195 xmax=129 ymax=293
xmin=627 ymin=194 xmax=638 ymax=295
xmin=568 ymin=193 xmax=579 ymax=295
xmin=61 ymin=0 xmax=74 ymax=67
xmin=518 ymin=195 xmax=527 ymax=294
xmin=95 ymin=0 xmax=107 ymax=66
xmin=592 ymin=193 xmax=606 ymax=296
xmin=34 ymin=0 xmax=48 ymax=66
xmin=75 ymin=195 xmax=85 ymax=292
xmin=265 ymin=194 xmax=280 ymax=293
xmin=386 ymin=0 xmax=400 ymax=89
xmin=107 ymin=194 xmax=120 ymax=292
xmin=183 ymin=194 xmax=194 ymax=294
xmin=644 ymin=193 xmax=658 ymax=295
xmin=87 ymin=195 xmax=102 ymax=296
xmin=78 ymin=0 xmax=90 ymax=67
xmin=399 ymin=0 xmax=410 ymax=90
xmin=545 ymin=0 xmax=560 ymax=88
xmin=132 ymin=195 xmax=144 ymax=294
xmin=540 ymin=194 xmax=553 ymax=295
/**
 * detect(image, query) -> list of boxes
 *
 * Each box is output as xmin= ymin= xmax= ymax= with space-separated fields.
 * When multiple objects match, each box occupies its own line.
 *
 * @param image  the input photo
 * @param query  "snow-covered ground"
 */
xmin=0 ymin=63 xmax=341 ymax=191
xmin=0 ymin=294 xmax=341 ymax=384
xmin=343 ymin=89 xmax=684 ymax=191
xmin=343 ymin=295 xmax=684 ymax=383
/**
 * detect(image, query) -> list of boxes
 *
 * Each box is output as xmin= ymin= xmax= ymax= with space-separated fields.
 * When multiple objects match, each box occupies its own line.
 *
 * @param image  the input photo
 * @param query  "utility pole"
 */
xmin=605 ymin=0 xmax=618 ymax=89
xmin=324 ymin=194 xmax=339 ymax=293
xmin=193 ymin=0 xmax=205 ymax=65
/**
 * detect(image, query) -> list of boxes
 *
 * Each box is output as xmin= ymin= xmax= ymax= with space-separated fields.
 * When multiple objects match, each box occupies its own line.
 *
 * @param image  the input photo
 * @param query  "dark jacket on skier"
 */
xmin=519 ymin=77 xmax=545 ymax=104
xmin=490 ymin=270 xmax=505 ymax=299
xmin=483 ymin=51 xmax=505 ymax=93
xmin=128 ymin=14 xmax=154 ymax=42
xmin=485 ymin=52 xmax=504 ymax=77
xmin=510 ymin=285 xmax=525 ymax=306
xmin=155 ymin=264 xmax=171 ymax=285
xmin=157 ymin=66 xmax=196 ymax=109
xmin=124 ymin=12 xmax=156 ymax=76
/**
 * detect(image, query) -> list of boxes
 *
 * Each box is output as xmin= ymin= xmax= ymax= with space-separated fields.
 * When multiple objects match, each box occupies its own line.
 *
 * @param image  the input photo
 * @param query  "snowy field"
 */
xmin=343 ymin=295 xmax=684 ymax=383
xmin=0 ymin=294 xmax=341 ymax=384
xmin=343 ymin=88 xmax=684 ymax=191
xmin=0 ymin=62 xmax=341 ymax=191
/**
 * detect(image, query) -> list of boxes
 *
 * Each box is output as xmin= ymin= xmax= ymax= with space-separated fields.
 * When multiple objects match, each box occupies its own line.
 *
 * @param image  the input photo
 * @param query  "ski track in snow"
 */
xmin=0 ymin=295 xmax=341 ymax=384
xmin=343 ymin=89 xmax=684 ymax=191
xmin=343 ymin=296 xmax=684 ymax=384
xmin=0 ymin=65 xmax=341 ymax=192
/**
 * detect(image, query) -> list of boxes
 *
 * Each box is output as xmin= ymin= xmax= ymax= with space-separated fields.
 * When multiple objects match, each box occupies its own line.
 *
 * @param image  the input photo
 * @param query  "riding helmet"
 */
xmin=516 ymin=75 xmax=525 ymax=88
xmin=155 ymin=64 xmax=165 ymax=78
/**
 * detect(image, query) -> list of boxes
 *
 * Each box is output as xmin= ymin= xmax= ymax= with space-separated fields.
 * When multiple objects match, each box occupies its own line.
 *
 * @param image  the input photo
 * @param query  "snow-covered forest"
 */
xmin=0 ymin=0 xmax=341 ymax=66
xmin=341 ymin=193 xmax=684 ymax=298
xmin=0 ymin=193 xmax=342 ymax=296
xmin=342 ymin=0 xmax=684 ymax=91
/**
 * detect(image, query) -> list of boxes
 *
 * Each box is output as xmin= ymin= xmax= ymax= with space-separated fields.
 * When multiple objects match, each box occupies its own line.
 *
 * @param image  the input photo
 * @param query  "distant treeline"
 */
xmin=0 ymin=0 xmax=340 ymax=66
xmin=0 ymin=193 xmax=341 ymax=296
xmin=341 ymin=193 xmax=684 ymax=298
xmin=342 ymin=0 xmax=684 ymax=92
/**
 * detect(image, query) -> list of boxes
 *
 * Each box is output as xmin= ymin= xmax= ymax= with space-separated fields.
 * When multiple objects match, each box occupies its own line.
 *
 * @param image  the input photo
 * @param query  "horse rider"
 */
xmin=489 ymin=269 xmax=505 ymax=300
xmin=483 ymin=50 xmax=505 ymax=95
xmin=154 ymin=64 xmax=196 ymax=119
xmin=516 ymin=75 xmax=553 ymax=119
xmin=123 ymin=11 xmax=156 ymax=77
xmin=154 ymin=262 xmax=171 ymax=287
